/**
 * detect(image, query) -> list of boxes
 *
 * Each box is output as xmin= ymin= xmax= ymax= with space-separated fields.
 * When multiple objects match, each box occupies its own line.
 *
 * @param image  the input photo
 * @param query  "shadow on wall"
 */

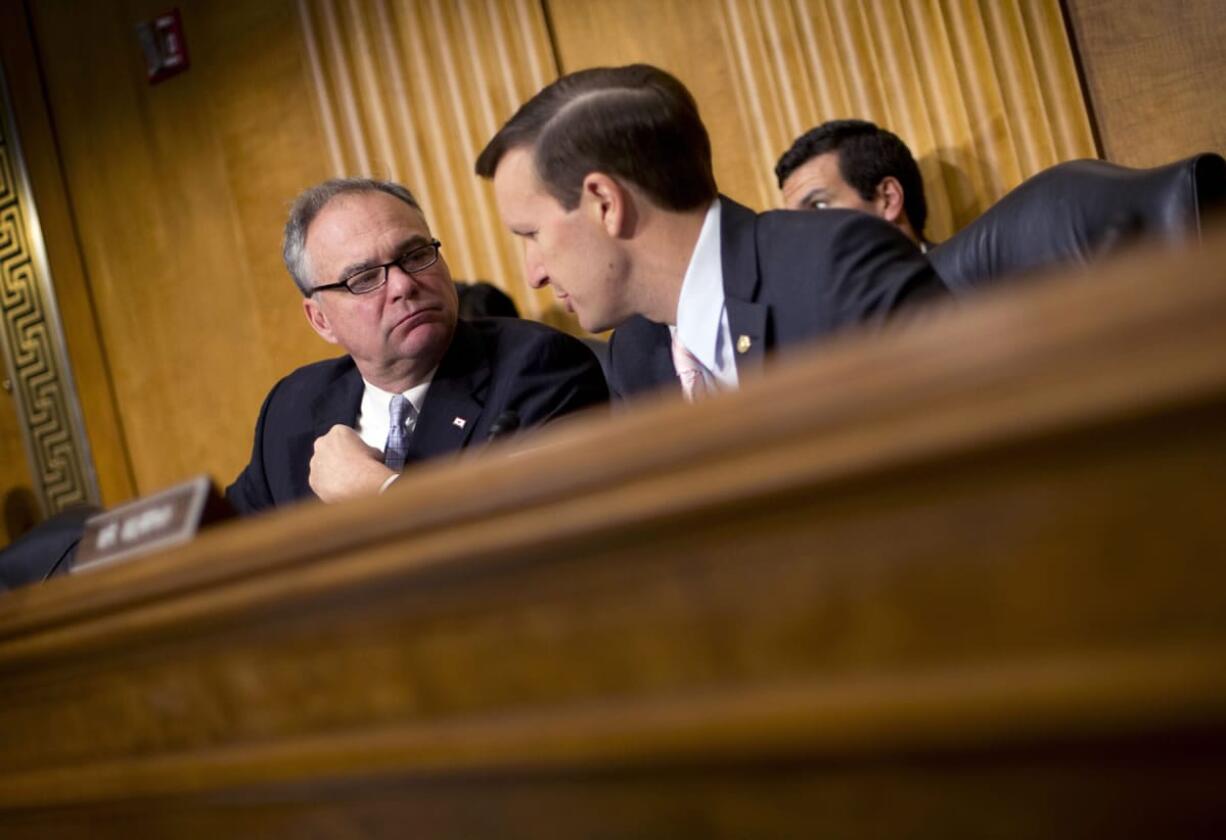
xmin=3 ymin=487 xmax=40 ymax=546
xmin=935 ymin=151 xmax=987 ymax=233
xmin=920 ymin=150 xmax=986 ymax=242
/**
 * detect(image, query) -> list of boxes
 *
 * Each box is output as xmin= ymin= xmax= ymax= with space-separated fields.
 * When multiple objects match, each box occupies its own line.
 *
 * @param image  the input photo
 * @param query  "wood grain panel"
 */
xmin=547 ymin=0 xmax=1097 ymax=240
xmin=0 ymin=2 xmax=130 ymax=519
xmin=0 ymin=114 xmax=100 ymax=518
xmin=1065 ymin=0 xmax=1226 ymax=166
xmin=298 ymin=0 xmax=561 ymax=322
xmin=0 ymin=12 xmax=44 ymax=540
xmin=26 ymin=0 xmax=336 ymax=497
xmin=0 ymin=232 xmax=1223 ymax=833
xmin=0 ymin=387 xmax=36 ymax=545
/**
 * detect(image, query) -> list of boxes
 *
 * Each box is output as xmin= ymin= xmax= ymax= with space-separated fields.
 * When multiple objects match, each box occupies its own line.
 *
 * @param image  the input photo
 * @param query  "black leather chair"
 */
xmin=0 ymin=504 xmax=100 ymax=591
xmin=454 ymin=280 xmax=521 ymax=319
xmin=929 ymin=153 xmax=1226 ymax=292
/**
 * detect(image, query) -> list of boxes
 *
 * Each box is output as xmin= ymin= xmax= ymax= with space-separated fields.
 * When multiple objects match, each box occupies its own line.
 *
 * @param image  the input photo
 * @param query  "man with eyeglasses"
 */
xmin=225 ymin=178 xmax=608 ymax=514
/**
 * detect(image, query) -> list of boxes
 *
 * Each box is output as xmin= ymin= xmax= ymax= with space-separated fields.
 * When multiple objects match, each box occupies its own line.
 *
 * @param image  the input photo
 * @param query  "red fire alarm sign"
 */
xmin=137 ymin=8 xmax=190 ymax=84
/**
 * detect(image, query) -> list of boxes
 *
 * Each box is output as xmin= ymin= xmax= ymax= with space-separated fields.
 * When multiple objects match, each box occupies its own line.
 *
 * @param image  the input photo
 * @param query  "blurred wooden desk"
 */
xmin=1 ymin=236 xmax=1225 ymax=837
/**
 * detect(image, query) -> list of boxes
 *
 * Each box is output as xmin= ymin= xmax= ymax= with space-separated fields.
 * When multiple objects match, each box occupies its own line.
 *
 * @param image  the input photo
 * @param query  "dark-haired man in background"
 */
xmin=226 ymin=178 xmax=607 ymax=514
xmin=477 ymin=65 xmax=945 ymax=402
xmin=776 ymin=119 xmax=931 ymax=250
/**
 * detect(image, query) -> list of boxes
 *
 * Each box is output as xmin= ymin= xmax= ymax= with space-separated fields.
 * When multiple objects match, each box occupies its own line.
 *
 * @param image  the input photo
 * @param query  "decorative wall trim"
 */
xmin=0 ymin=62 xmax=99 ymax=515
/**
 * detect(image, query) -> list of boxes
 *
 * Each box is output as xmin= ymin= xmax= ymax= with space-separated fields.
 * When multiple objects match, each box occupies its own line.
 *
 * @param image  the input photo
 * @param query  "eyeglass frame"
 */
xmin=308 ymin=239 xmax=443 ymax=296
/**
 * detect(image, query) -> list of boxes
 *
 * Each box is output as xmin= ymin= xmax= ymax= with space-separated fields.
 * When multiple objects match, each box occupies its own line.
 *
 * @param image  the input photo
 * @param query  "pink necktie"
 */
xmin=671 ymin=334 xmax=711 ymax=402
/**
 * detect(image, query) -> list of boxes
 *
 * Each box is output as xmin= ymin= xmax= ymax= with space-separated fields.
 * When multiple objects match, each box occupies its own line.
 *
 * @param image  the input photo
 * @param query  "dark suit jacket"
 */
xmin=0 ymin=504 xmax=100 ymax=591
xmin=226 ymin=318 xmax=608 ymax=514
xmin=606 ymin=197 xmax=947 ymax=399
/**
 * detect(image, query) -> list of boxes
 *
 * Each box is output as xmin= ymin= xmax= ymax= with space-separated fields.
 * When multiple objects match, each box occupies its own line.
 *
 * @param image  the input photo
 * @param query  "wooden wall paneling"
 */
xmin=0 ymin=233 xmax=1224 ymax=832
xmin=0 ymin=397 xmax=36 ymax=544
xmin=0 ymin=1 xmax=134 ymax=510
xmin=0 ymin=379 xmax=37 ymax=544
xmin=0 ymin=5 xmax=118 ymax=521
xmin=0 ymin=106 xmax=100 ymax=520
xmin=199 ymin=2 xmax=336 ymax=372
xmin=0 ymin=21 xmax=37 ymax=532
xmin=297 ymin=0 xmax=563 ymax=323
xmin=27 ymin=0 xmax=337 ymax=496
xmin=1064 ymin=0 xmax=1226 ymax=167
xmin=31 ymin=1 xmax=233 ymax=494
xmin=545 ymin=0 xmax=1097 ymax=241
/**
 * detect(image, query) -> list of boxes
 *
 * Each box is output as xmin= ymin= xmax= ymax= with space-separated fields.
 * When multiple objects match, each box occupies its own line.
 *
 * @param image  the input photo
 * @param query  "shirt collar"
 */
xmin=362 ymin=369 xmax=435 ymax=415
xmin=673 ymin=199 xmax=725 ymax=374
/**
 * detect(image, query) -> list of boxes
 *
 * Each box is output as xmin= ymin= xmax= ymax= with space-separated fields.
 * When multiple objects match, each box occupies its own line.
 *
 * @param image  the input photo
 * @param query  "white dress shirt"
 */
xmin=671 ymin=199 xmax=738 ymax=391
xmin=355 ymin=373 xmax=434 ymax=492
xmin=356 ymin=375 xmax=434 ymax=450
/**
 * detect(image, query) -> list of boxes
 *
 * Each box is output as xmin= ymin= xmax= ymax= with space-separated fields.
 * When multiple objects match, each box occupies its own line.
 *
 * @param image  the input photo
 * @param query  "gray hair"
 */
xmin=283 ymin=178 xmax=423 ymax=296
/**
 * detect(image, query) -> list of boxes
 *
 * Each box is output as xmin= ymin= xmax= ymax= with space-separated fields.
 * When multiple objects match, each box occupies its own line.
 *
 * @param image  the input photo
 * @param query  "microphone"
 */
xmin=487 ymin=410 xmax=521 ymax=442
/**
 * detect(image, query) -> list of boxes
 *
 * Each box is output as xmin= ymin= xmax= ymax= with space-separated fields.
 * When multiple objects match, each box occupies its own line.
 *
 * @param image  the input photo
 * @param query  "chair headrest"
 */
xmin=929 ymin=153 xmax=1226 ymax=292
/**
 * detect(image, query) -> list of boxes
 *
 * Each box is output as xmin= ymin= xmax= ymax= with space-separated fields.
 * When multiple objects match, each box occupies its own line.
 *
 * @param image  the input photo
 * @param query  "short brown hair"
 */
xmin=475 ymin=64 xmax=717 ymax=211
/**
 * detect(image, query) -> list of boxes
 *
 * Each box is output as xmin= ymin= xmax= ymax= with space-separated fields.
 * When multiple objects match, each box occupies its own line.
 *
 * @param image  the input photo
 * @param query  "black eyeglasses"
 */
xmin=309 ymin=239 xmax=443 ymax=295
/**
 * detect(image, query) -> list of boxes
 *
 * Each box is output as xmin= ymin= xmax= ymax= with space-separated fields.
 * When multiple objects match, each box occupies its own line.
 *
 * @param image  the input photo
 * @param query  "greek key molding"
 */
xmin=0 ymin=64 xmax=99 ymax=515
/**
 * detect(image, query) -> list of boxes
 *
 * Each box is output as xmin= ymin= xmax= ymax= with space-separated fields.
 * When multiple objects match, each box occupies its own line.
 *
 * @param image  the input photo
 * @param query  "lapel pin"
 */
xmin=736 ymin=334 xmax=752 ymax=354
xmin=452 ymin=416 xmax=467 ymax=429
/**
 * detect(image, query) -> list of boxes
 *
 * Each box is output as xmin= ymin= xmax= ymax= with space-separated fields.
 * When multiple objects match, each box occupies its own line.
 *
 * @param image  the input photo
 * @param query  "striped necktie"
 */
xmin=671 ymin=334 xmax=712 ymax=402
xmin=383 ymin=394 xmax=415 ymax=472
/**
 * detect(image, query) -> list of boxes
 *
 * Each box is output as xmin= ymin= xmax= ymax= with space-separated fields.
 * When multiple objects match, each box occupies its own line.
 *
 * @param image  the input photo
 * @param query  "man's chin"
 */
xmin=391 ymin=317 xmax=454 ymax=357
xmin=577 ymin=310 xmax=617 ymax=335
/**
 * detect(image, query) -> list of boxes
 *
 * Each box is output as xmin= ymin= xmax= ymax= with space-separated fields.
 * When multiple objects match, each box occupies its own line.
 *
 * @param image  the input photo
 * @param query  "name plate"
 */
xmin=72 ymin=476 xmax=232 ymax=573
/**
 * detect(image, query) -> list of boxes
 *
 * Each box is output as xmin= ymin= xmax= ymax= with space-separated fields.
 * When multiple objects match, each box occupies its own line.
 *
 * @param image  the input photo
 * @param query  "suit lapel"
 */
xmin=406 ymin=321 xmax=486 ymax=462
xmin=719 ymin=196 xmax=768 ymax=377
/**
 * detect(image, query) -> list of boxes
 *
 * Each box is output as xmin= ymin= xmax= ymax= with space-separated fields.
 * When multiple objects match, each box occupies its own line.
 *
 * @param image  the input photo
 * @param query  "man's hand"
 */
xmin=308 ymin=425 xmax=396 ymax=503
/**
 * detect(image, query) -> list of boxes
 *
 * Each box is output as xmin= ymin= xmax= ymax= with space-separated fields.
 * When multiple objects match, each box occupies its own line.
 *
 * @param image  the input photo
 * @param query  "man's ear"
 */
xmin=303 ymin=296 xmax=339 ymax=344
xmin=580 ymin=172 xmax=631 ymax=237
xmin=876 ymin=176 xmax=906 ymax=225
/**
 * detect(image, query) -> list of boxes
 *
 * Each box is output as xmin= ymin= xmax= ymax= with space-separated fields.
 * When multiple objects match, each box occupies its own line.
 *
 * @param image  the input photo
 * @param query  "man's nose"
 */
xmin=523 ymin=246 xmax=549 ymax=289
xmin=385 ymin=263 xmax=418 ymax=298
xmin=527 ymin=265 xmax=550 ymax=289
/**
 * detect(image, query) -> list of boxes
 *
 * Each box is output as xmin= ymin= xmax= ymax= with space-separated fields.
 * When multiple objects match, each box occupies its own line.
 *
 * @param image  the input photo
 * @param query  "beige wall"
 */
xmin=1065 ymin=0 xmax=1226 ymax=167
xmin=22 ymin=0 xmax=335 ymax=499
xmin=6 ymin=0 xmax=1097 ymax=504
